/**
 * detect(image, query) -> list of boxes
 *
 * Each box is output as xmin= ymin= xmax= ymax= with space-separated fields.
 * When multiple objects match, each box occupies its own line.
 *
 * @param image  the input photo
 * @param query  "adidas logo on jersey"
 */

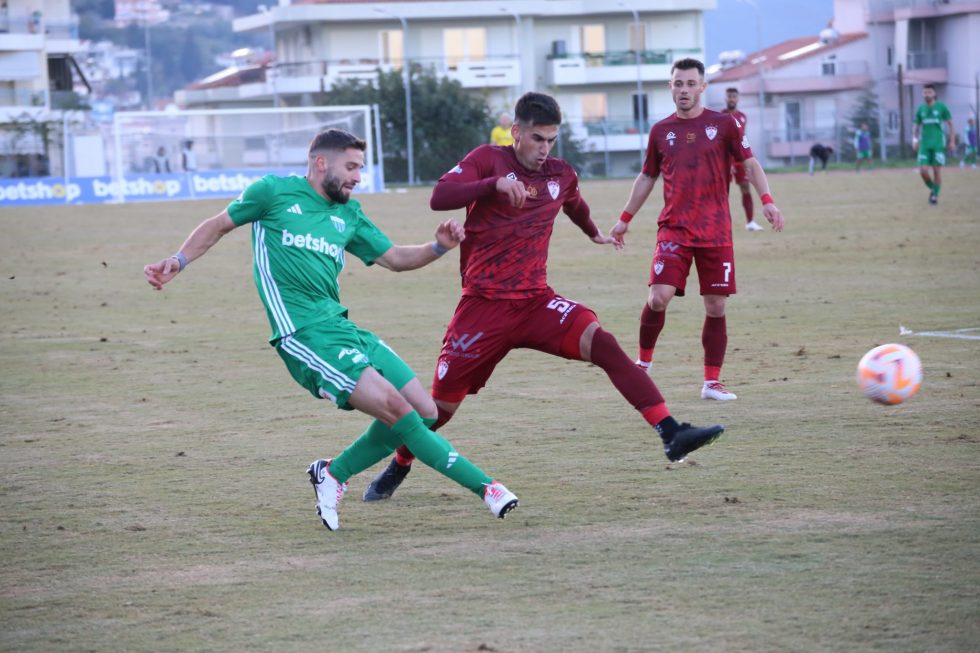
xmin=287 ymin=204 xmax=303 ymax=215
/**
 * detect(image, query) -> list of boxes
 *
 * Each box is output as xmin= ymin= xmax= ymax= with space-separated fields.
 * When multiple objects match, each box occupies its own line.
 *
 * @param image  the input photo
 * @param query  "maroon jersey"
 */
xmin=642 ymin=109 xmax=752 ymax=247
xmin=434 ymin=144 xmax=595 ymax=300
xmin=723 ymin=108 xmax=748 ymax=136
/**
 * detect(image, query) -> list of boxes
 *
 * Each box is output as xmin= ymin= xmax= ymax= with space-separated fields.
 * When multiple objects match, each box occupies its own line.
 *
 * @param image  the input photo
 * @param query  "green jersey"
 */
xmin=227 ymin=175 xmax=393 ymax=343
xmin=914 ymin=101 xmax=952 ymax=150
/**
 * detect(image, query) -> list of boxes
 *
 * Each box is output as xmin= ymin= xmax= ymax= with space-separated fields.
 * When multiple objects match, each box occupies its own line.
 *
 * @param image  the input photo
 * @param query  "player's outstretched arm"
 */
xmin=374 ymin=219 xmax=465 ymax=272
xmin=743 ymin=157 xmax=784 ymax=232
xmin=610 ymin=172 xmax=657 ymax=246
xmin=143 ymin=211 xmax=237 ymax=290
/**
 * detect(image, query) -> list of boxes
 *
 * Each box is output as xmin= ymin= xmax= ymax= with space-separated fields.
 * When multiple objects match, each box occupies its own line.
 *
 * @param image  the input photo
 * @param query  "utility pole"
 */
xmin=897 ymin=64 xmax=905 ymax=158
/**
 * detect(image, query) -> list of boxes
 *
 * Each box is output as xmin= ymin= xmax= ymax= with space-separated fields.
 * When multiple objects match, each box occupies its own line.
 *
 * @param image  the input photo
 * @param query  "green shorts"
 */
xmin=917 ymin=148 xmax=946 ymax=166
xmin=857 ymin=149 xmax=871 ymax=160
xmin=276 ymin=317 xmax=416 ymax=409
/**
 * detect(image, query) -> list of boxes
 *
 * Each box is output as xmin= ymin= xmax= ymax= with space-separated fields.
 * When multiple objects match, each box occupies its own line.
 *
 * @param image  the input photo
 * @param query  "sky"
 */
xmin=704 ymin=0 xmax=836 ymax=64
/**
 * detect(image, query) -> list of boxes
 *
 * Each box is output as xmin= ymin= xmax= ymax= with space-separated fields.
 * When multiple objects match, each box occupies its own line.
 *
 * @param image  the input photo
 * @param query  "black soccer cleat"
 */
xmin=663 ymin=423 xmax=724 ymax=463
xmin=362 ymin=459 xmax=411 ymax=501
xmin=928 ymin=192 xmax=938 ymax=205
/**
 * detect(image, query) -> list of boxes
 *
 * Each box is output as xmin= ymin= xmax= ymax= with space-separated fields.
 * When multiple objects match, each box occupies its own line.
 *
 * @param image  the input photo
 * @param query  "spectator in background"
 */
xmin=808 ymin=143 xmax=833 ymax=175
xmin=181 ymin=140 xmax=197 ymax=172
xmin=854 ymin=123 xmax=872 ymax=172
xmin=960 ymin=117 xmax=977 ymax=169
xmin=489 ymin=112 xmax=514 ymax=146
xmin=151 ymin=146 xmax=171 ymax=174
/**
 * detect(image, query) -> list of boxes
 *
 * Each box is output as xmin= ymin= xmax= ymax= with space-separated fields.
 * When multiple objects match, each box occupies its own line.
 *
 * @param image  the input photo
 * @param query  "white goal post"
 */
xmin=89 ymin=104 xmax=381 ymax=203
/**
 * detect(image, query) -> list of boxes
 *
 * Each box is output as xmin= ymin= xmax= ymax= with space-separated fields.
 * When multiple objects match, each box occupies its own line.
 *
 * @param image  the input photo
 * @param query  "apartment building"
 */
xmin=176 ymin=0 xmax=714 ymax=177
xmin=707 ymin=0 xmax=980 ymax=166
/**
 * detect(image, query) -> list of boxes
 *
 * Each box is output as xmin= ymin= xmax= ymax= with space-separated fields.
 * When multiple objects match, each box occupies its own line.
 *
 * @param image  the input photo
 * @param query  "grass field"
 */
xmin=2 ymin=167 xmax=979 ymax=652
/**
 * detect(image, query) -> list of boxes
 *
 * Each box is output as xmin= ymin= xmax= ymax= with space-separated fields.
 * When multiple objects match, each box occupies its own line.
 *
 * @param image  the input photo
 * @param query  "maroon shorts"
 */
xmin=649 ymin=242 xmax=736 ymax=297
xmin=731 ymin=162 xmax=748 ymax=185
xmin=431 ymin=291 xmax=597 ymax=402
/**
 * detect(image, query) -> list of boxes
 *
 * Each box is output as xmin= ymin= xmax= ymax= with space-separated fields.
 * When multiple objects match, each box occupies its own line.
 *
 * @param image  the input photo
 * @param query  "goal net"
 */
xmin=59 ymin=104 xmax=382 ymax=204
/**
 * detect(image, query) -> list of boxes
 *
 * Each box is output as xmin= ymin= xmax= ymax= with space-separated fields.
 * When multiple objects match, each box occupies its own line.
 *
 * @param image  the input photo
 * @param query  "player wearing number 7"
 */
xmin=363 ymin=92 xmax=724 ymax=502
xmin=612 ymin=58 xmax=785 ymax=402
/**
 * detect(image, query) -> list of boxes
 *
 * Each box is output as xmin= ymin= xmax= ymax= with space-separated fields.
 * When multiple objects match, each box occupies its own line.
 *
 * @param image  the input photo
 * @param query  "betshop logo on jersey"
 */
xmin=281 ymin=228 xmax=345 ymax=264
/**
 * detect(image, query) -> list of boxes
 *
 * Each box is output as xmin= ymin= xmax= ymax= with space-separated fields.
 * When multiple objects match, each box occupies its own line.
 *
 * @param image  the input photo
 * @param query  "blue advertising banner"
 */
xmin=0 ymin=166 xmax=380 ymax=207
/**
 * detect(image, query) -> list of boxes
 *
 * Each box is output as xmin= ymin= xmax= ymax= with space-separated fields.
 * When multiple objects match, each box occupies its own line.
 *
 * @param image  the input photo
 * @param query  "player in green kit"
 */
xmin=913 ymin=83 xmax=955 ymax=205
xmin=144 ymin=129 xmax=518 ymax=531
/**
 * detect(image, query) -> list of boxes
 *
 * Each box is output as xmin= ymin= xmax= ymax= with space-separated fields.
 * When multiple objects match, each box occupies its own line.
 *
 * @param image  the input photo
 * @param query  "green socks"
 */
xmin=328 ymin=412 xmax=491 ymax=496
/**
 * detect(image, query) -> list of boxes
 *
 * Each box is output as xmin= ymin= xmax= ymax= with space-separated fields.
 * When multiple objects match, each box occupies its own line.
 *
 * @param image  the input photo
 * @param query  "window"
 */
xmin=628 ymin=21 xmax=646 ymax=51
xmin=444 ymin=28 xmax=486 ymax=68
xmin=887 ymin=110 xmax=899 ymax=132
xmin=784 ymin=101 xmax=801 ymax=140
xmin=580 ymin=24 xmax=605 ymax=55
xmin=379 ymin=30 xmax=403 ymax=66
xmin=581 ymin=93 xmax=607 ymax=121
xmin=632 ymin=93 xmax=648 ymax=124
xmin=821 ymin=54 xmax=837 ymax=76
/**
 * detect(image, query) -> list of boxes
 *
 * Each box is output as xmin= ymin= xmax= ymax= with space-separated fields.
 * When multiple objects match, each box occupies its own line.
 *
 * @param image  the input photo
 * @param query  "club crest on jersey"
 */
xmin=547 ymin=180 xmax=560 ymax=199
xmin=666 ymin=131 xmax=676 ymax=146
xmin=330 ymin=215 xmax=346 ymax=232
xmin=654 ymin=260 xmax=665 ymax=275
xmin=705 ymin=125 xmax=718 ymax=141
xmin=437 ymin=359 xmax=449 ymax=380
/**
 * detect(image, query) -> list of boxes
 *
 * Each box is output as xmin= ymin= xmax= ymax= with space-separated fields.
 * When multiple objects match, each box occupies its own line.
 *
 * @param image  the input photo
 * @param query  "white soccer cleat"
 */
xmin=484 ymin=481 xmax=519 ymax=519
xmin=701 ymin=381 xmax=737 ymax=401
xmin=308 ymin=458 xmax=348 ymax=531
xmin=745 ymin=221 xmax=764 ymax=231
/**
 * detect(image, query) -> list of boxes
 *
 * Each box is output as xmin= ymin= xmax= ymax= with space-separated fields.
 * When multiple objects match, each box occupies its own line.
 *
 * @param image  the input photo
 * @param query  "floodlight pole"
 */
xmin=143 ymin=5 xmax=153 ymax=109
xmin=374 ymin=8 xmax=414 ymax=185
xmin=620 ymin=2 xmax=645 ymax=168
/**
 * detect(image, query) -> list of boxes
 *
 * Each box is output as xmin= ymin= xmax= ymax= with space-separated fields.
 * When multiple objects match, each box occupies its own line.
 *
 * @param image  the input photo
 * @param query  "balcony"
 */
xmin=734 ymin=60 xmax=871 ymax=95
xmin=903 ymin=49 xmax=947 ymax=84
xmin=578 ymin=118 xmax=654 ymax=153
xmin=548 ymin=49 xmax=701 ymax=87
xmin=428 ymin=57 xmax=520 ymax=88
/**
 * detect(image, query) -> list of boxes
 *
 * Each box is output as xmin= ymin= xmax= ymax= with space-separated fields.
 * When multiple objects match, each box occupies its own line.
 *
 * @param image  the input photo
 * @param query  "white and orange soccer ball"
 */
xmin=856 ymin=343 xmax=922 ymax=405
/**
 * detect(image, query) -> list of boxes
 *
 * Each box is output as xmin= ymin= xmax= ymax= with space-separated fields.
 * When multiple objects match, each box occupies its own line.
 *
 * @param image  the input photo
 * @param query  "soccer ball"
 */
xmin=856 ymin=344 xmax=922 ymax=405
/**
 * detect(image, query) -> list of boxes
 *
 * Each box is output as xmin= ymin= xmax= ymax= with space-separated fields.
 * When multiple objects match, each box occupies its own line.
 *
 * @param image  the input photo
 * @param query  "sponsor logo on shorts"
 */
xmin=547 ymin=297 xmax=577 ymax=324
xmin=659 ymin=242 xmax=680 ymax=254
xmin=450 ymin=332 xmax=483 ymax=352
xmin=338 ymin=348 xmax=368 ymax=364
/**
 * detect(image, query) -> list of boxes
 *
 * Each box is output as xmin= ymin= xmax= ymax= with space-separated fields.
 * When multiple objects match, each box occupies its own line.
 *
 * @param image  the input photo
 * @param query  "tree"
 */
xmin=327 ymin=67 xmax=493 ymax=183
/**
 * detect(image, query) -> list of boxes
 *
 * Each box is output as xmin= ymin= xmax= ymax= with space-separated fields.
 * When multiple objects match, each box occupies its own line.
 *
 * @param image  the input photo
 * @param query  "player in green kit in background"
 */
xmin=144 ymin=129 xmax=518 ymax=531
xmin=913 ymin=83 xmax=954 ymax=205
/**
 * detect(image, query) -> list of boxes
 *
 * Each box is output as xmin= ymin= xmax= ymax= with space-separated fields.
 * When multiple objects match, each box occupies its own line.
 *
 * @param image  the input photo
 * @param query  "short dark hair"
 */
xmin=308 ymin=129 xmax=366 ymax=157
xmin=671 ymin=58 xmax=705 ymax=77
xmin=924 ymin=83 xmax=936 ymax=91
xmin=514 ymin=92 xmax=562 ymax=127
xmin=726 ymin=87 xmax=739 ymax=94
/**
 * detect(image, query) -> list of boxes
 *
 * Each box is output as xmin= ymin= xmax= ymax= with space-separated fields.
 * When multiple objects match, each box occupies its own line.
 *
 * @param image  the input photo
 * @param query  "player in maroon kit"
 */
xmin=362 ymin=92 xmax=724 ymax=501
xmin=613 ymin=58 xmax=784 ymax=401
xmin=723 ymin=88 xmax=763 ymax=232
